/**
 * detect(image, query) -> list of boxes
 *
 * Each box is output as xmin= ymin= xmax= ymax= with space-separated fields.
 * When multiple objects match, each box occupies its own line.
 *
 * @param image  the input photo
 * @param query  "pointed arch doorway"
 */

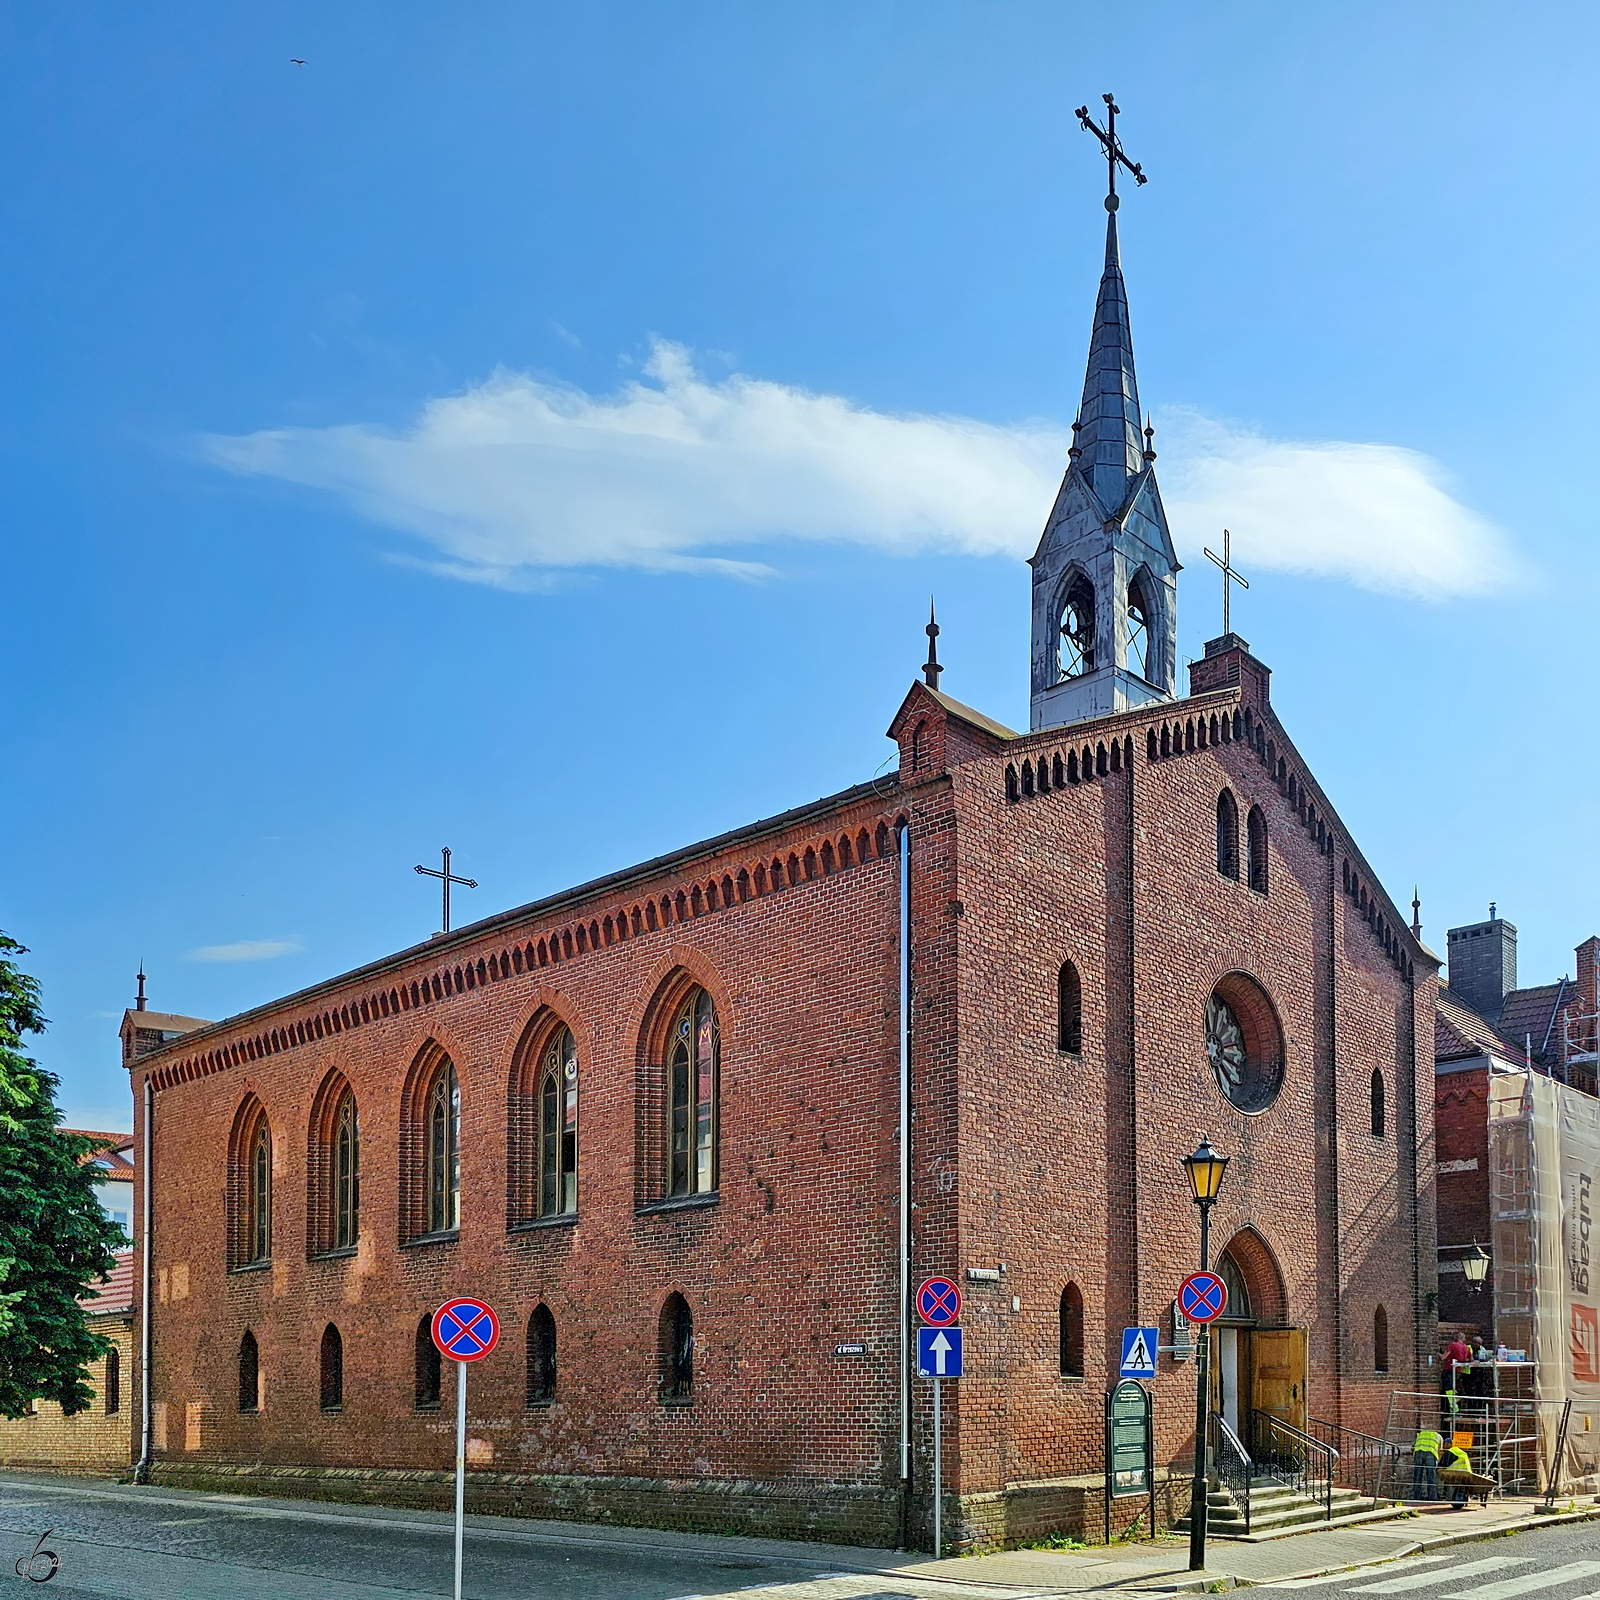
xmin=1208 ymin=1231 xmax=1304 ymax=1442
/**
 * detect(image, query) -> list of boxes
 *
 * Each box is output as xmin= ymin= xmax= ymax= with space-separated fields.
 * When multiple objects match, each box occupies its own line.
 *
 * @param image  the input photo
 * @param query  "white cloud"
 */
xmin=186 ymin=939 xmax=303 ymax=964
xmin=205 ymin=341 xmax=1515 ymax=600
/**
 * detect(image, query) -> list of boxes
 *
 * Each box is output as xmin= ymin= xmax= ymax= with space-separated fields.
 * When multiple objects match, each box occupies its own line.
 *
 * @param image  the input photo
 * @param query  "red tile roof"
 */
xmin=81 ymin=1249 xmax=134 ymax=1316
xmin=1495 ymin=982 xmax=1571 ymax=1059
xmin=1437 ymin=986 xmax=1526 ymax=1066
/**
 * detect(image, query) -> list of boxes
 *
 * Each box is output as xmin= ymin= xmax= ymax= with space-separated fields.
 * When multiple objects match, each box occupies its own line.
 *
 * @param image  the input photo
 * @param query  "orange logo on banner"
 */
xmin=1572 ymin=1304 xmax=1600 ymax=1381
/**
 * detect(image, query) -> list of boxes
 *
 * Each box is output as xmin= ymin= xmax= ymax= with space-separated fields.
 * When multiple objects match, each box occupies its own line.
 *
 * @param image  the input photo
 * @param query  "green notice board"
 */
xmin=1105 ymin=1379 xmax=1153 ymax=1498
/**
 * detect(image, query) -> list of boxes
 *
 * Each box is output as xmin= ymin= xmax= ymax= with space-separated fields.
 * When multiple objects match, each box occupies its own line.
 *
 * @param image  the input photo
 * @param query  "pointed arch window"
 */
xmin=1057 ymin=574 xmax=1096 ymax=681
xmin=425 ymin=1059 xmax=460 ymax=1235
xmin=104 ymin=1346 xmax=120 ymax=1415
xmin=1247 ymin=805 xmax=1269 ymax=894
xmin=660 ymin=1293 xmax=694 ymax=1403
xmin=247 ymin=1114 xmax=272 ymax=1265
xmin=668 ymin=989 xmax=719 ymax=1196
xmin=319 ymin=1323 xmax=343 ymax=1412
xmin=1371 ymin=1069 xmax=1387 ymax=1139
xmin=1059 ymin=1283 xmax=1085 ymax=1377
xmin=238 ymin=1330 xmax=259 ymax=1413
xmin=527 ymin=1305 xmax=557 ymax=1407
xmin=1125 ymin=579 xmax=1151 ymax=680
xmin=1057 ymin=961 xmax=1083 ymax=1055
xmin=1216 ymin=789 xmax=1240 ymax=880
xmin=539 ymin=1028 xmax=579 ymax=1217
xmin=1373 ymin=1304 xmax=1389 ymax=1373
xmin=414 ymin=1316 xmax=441 ymax=1410
xmin=334 ymin=1091 xmax=360 ymax=1249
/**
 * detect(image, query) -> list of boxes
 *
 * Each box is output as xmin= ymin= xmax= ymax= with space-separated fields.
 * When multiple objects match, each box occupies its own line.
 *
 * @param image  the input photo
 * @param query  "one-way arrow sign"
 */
xmin=917 ymin=1325 xmax=965 ymax=1378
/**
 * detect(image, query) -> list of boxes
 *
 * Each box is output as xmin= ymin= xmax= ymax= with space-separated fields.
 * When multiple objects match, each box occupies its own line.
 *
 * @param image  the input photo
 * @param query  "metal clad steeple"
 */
xmin=1075 ymin=209 xmax=1145 ymax=514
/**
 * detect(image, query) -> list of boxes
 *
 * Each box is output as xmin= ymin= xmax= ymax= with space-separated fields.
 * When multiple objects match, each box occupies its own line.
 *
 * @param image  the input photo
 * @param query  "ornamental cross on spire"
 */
xmin=1075 ymin=93 xmax=1147 ymax=208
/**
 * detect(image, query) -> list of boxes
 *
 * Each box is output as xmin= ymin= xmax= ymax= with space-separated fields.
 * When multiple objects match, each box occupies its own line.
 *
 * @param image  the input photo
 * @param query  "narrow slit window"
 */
xmin=319 ymin=1323 xmax=343 ymax=1412
xmin=238 ymin=1330 xmax=259 ymax=1413
xmin=414 ymin=1316 xmax=441 ymax=1410
xmin=1247 ymin=805 xmax=1269 ymax=894
xmin=1216 ymin=789 xmax=1240 ymax=880
xmin=660 ymin=1293 xmax=694 ymax=1402
xmin=527 ymin=1305 xmax=557 ymax=1406
xmin=334 ymin=1091 xmax=359 ymax=1249
xmin=1059 ymin=1284 xmax=1085 ymax=1377
xmin=1057 ymin=961 xmax=1083 ymax=1055
xmin=1371 ymin=1069 xmax=1386 ymax=1139
xmin=1374 ymin=1305 xmax=1389 ymax=1373
xmin=104 ymin=1346 xmax=120 ymax=1415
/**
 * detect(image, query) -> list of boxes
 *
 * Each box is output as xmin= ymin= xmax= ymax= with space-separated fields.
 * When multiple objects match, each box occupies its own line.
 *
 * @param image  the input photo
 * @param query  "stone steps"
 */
xmin=1171 ymin=1479 xmax=1408 ymax=1539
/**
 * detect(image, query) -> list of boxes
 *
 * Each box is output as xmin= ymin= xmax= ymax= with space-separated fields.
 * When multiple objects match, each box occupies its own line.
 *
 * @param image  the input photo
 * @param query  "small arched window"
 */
xmin=540 ymin=1028 xmax=579 ymax=1217
xmin=527 ymin=1304 xmax=557 ymax=1407
xmin=319 ymin=1323 xmax=343 ymax=1412
xmin=238 ymin=1330 xmax=259 ymax=1413
xmin=425 ymin=1059 xmax=460 ymax=1234
xmin=248 ymin=1114 xmax=272 ymax=1264
xmin=1371 ymin=1069 xmax=1386 ymax=1139
xmin=414 ymin=1316 xmax=441 ymax=1410
xmin=1058 ymin=961 xmax=1083 ymax=1055
xmin=668 ymin=989 xmax=720 ymax=1197
xmin=104 ymin=1346 xmax=121 ymax=1415
xmin=1216 ymin=789 xmax=1240 ymax=880
xmin=660 ymin=1293 xmax=694 ymax=1403
xmin=1059 ymin=1284 xmax=1085 ymax=1377
xmin=1058 ymin=573 xmax=1097 ymax=680
xmin=1373 ymin=1304 xmax=1389 ymax=1373
xmin=1125 ymin=578 xmax=1151 ymax=681
xmin=1247 ymin=805 xmax=1269 ymax=894
xmin=910 ymin=722 xmax=924 ymax=772
xmin=334 ymin=1091 xmax=360 ymax=1249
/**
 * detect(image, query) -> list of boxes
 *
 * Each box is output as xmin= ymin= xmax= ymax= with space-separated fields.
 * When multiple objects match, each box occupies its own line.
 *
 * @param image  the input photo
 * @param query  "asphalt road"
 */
xmin=0 ymin=1474 xmax=995 ymax=1600
xmin=1248 ymin=1517 xmax=1600 ymax=1600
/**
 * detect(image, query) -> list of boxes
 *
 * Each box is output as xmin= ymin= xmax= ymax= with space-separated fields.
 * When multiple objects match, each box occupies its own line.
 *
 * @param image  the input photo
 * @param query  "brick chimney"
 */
xmin=1188 ymin=634 xmax=1271 ymax=709
xmin=1446 ymin=910 xmax=1518 ymax=1021
xmin=1576 ymin=936 xmax=1600 ymax=1059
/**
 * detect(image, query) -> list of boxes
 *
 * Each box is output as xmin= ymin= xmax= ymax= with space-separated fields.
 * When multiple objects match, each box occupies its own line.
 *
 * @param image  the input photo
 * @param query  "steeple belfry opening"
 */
xmin=1029 ymin=96 xmax=1179 ymax=733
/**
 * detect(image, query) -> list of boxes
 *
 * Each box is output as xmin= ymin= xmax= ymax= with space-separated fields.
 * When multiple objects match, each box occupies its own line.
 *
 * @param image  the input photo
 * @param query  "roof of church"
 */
xmin=1436 ymin=985 xmax=1524 ymax=1066
xmin=122 ymin=1010 xmax=211 ymax=1034
xmin=924 ymin=688 xmax=1019 ymax=743
xmin=1494 ymin=981 xmax=1571 ymax=1057
xmin=1074 ymin=210 xmax=1147 ymax=515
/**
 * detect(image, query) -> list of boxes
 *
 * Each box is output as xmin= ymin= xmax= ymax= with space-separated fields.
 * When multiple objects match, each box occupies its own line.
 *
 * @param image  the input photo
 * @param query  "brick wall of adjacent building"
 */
xmin=0 ymin=1317 xmax=133 ymax=1473
xmin=130 ymin=660 xmax=1435 ymax=1552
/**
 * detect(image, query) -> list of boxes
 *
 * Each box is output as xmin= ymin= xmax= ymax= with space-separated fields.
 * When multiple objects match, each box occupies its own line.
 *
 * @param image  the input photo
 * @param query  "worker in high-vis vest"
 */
xmin=1412 ymin=1429 xmax=1441 ymax=1500
xmin=1438 ymin=1440 xmax=1493 ymax=1508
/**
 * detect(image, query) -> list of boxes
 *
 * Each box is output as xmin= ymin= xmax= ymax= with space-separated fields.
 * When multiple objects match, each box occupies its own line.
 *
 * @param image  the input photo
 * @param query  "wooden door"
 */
xmin=1251 ymin=1328 xmax=1307 ymax=1430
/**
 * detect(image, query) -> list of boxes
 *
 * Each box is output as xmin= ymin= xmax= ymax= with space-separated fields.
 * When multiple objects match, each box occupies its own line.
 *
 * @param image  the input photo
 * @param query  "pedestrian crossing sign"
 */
xmin=1119 ymin=1325 xmax=1158 ymax=1379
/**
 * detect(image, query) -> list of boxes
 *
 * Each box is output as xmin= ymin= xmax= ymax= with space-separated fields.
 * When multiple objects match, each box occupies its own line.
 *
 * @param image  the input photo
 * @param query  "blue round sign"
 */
xmin=916 ymin=1276 xmax=962 ymax=1327
xmin=432 ymin=1297 xmax=501 ymax=1362
xmin=1178 ymin=1271 xmax=1227 ymax=1324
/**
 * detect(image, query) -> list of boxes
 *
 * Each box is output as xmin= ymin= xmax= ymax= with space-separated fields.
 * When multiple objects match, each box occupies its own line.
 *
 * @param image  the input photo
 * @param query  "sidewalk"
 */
xmin=884 ymin=1497 xmax=1600 ymax=1594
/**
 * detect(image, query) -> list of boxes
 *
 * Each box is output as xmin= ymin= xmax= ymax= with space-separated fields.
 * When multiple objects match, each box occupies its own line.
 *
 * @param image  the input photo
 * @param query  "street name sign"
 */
xmin=1177 ymin=1271 xmax=1227 ymax=1324
xmin=1118 ymin=1326 xmax=1158 ymax=1379
xmin=917 ymin=1326 xmax=964 ymax=1378
xmin=916 ymin=1276 xmax=962 ymax=1327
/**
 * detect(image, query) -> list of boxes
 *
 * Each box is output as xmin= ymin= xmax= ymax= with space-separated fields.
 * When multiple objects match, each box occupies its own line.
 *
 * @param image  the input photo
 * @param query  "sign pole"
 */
xmin=454 ymin=1359 xmax=466 ymax=1600
xmin=932 ymin=1374 xmax=942 ymax=1559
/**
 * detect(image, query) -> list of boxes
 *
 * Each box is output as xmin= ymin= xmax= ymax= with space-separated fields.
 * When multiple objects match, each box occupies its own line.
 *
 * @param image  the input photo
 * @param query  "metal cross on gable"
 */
xmin=1204 ymin=529 xmax=1250 ymax=638
xmin=1075 ymin=92 xmax=1147 ymax=206
xmin=415 ymin=847 xmax=477 ymax=935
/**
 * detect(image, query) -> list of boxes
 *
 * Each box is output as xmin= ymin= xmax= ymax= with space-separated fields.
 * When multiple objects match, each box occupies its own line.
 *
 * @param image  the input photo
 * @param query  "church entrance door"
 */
xmin=1215 ymin=1327 xmax=1248 ymax=1440
xmin=1250 ymin=1327 xmax=1308 ymax=1431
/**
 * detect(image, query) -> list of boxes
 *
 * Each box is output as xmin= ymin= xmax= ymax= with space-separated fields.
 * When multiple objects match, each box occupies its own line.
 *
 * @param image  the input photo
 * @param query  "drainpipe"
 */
xmin=134 ymin=1074 xmax=153 ymax=1484
xmin=896 ymin=819 xmax=912 ymax=1549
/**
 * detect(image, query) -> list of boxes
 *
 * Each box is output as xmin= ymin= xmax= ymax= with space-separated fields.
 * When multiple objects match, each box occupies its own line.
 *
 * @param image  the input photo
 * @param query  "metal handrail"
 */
xmin=1306 ymin=1415 xmax=1405 ymax=1501
xmin=1209 ymin=1412 xmax=1255 ymax=1534
xmin=1253 ymin=1410 xmax=1336 ymax=1522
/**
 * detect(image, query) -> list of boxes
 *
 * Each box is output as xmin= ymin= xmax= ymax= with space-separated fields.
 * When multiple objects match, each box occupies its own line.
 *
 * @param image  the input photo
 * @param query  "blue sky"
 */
xmin=4 ymin=2 xmax=1597 ymax=1130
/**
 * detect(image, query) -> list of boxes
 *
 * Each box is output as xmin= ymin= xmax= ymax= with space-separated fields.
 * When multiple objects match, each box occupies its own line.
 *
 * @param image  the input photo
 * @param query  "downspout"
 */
xmin=896 ymin=818 xmax=912 ymax=1549
xmin=134 ymin=1074 xmax=153 ymax=1484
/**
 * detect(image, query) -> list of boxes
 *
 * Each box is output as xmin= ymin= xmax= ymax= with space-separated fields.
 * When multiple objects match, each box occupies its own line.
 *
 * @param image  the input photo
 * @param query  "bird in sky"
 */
xmin=290 ymin=58 xmax=307 ymax=65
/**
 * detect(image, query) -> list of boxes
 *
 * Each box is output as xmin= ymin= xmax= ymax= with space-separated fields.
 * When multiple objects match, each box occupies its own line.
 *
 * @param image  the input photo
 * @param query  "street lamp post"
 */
xmin=1182 ymin=1137 xmax=1231 ymax=1574
xmin=1461 ymin=1244 xmax=1490 ymax=1293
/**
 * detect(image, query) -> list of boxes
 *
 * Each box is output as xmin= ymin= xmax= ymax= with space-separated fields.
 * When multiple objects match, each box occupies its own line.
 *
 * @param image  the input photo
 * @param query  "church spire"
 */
xmin=922 ymin=599 xmax=943 ymax=689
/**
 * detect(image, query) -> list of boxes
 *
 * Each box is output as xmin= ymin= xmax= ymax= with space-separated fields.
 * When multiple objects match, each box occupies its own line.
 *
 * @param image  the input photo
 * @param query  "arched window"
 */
xmin=1217 ymin=1251 xmax=1252 ymax=1319
xmin=668 ymin=988 xmax=719 ymax=1196
xmin=1125 ymin=577 xmax=1151 ymax=681
xmin=248 ymin=1114 xmax=272 ymax=1264
xmin=425 ymin=1059 xmax=460 ymax=1234
xmin=527 ymin=1304 xmax=557 ymax=1407
xmin=1057 ymin=961 xmax=1083 ymax=1055
xmin=1373 ymin=1304 xmax=1389 ymax=1373
xmin=414 ymin=1316 xmax=441 ymax=1410
xmin=238 ymin=1330 xmax=259 ymax=1413
xmin=319 ymin=1323 xmax=343 ymax=1412
xmin=1216 ymin=789 xmax=1240 ymax=880
xmin=1247 ymin=805 xmax=1269 ymax=894
xmin=1057 ymin=573 xmax=1096 ymax=680
xmin=334 ymin=1091 xmax=360 ymax=1249
xmin=104 ymin=1346 xmax=120 ymax=1415
xmin=1059 ymin=1284 xmax=1085 ymax=1377
xmin=539 ymin=1028 xmax=579 ymax=1217
xmin=660 ymin=1293 xmax=694 ymax=1403
xmin=1371 ymin=1069 xmax=1387 ymax=1139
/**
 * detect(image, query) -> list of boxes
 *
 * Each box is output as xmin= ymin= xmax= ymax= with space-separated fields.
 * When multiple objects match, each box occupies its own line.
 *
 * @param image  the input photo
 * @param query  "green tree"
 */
xmin=0 ymin=932 xmax=124 ymax=1418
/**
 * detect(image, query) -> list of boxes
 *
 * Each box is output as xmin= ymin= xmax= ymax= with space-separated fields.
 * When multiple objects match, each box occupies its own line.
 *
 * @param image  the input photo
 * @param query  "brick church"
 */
xmin=126 ymin=182 xmax=1437 ymax=1550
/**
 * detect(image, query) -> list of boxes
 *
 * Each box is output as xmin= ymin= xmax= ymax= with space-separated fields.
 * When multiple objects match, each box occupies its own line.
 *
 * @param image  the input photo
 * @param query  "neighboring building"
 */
xmin=66 ymin=1130 xmax=137 ymax=1244
xmin=124 ymin=191 xmax=1436 ymax=1550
